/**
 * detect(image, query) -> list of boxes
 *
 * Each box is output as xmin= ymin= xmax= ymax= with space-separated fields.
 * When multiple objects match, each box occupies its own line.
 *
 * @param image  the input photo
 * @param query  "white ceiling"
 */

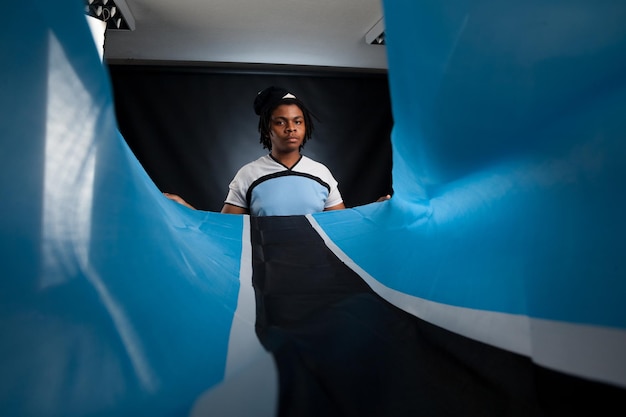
xmin=103 ymin=0 xmax=388 ymax=70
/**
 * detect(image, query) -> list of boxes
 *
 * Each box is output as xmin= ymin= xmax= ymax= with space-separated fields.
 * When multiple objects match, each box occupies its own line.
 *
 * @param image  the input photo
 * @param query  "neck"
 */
xmin=271 ymin=150 xmax=301 ymax=168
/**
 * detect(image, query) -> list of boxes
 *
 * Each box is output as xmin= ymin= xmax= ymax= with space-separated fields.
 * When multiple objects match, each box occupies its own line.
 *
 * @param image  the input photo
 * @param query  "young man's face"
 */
xmin=269 ymin=104 xmax=305 ymax=154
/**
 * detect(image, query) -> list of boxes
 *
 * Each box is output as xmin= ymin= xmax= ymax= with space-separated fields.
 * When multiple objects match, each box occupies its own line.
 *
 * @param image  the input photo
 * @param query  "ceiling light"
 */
xmin=365 ymin=17 xmax=385 ymax=45
xmin=84 ymin=0 xmax=135 ymax=31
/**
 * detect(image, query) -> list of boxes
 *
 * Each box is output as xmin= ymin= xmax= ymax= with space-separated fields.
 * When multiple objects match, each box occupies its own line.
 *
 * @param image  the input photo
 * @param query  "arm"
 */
xmin=221 ymin=203 xmax=249 ymax=215
xmin=324 ymin=202 xmax=346 ymax=211
xmin=163 ymin=193 xmax=196 ymax=210
xmin=323 ymin=195 xmax=389 ymax=211
xmin=323 ymin=194 xmax=390 ymax=212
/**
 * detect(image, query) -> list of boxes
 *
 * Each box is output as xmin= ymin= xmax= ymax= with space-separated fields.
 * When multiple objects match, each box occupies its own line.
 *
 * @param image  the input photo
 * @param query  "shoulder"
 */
xmin=294 ymin=155 xmax=339 ymax=189
xmin=240 ymin=154 xmax=272 ymax=168
xmin=231 ymin=154 xmax=284 ymax=183
xmin=297 ymin=155 xmax=332 ymax=172
xmin=235 ymin=155 xmax=272 ymax=175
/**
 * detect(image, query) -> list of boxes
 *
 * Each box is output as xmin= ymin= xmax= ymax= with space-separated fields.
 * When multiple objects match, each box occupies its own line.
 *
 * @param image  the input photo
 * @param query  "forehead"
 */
xmin=271 ymin=104 xmax=304 ymax=118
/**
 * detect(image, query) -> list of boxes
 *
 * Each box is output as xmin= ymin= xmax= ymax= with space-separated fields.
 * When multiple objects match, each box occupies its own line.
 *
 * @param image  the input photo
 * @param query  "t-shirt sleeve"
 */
xmin=324 ymin=174 xmax=343 ymax=208
xmin=224 ymin=171 xmax=248 ymax=209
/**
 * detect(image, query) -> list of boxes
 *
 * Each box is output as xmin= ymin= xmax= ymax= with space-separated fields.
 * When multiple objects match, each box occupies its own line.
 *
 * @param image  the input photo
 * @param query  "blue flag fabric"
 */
xmin=1 ymin=0 xmax=625 ymax=416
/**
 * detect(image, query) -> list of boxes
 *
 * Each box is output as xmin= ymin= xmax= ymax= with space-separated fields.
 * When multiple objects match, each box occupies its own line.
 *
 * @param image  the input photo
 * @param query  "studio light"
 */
xmin=84 ymin=0 xmax=135 ymax=31
xmin=365 ymin=17 xmax=385 ymax=45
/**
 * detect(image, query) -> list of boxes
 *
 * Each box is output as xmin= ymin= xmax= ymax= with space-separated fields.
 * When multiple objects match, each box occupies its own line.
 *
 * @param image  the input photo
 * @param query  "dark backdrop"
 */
xmin=108 ymin=64 xmax=393 ymax=212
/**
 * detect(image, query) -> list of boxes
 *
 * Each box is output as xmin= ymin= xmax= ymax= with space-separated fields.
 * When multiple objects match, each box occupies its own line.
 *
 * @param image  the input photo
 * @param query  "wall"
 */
xmin=108 ymin=64 xmax=394 ymax=211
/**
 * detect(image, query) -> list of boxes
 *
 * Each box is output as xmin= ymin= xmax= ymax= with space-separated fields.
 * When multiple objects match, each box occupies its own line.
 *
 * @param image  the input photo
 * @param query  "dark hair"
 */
xmin=253 ymin=86 xmax=316 ymax=151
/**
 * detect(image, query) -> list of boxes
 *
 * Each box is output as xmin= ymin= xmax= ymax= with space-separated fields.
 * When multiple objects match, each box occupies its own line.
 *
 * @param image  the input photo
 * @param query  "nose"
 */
xmin=286 ymin=122 xmax=297 ymax=132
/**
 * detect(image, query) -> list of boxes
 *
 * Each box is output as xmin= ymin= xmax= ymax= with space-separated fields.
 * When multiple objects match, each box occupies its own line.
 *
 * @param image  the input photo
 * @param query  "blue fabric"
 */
xmin=2 ymin=2 xmax=243 ymax=416
xmin=2 ymin=0 xmax=626 ymax=416
xmin=316 ymin=0 xmax=626 ymax=328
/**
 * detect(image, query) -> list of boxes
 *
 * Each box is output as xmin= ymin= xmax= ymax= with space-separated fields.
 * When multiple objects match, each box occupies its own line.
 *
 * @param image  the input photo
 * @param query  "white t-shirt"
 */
xmin=224 ymin=154 xmax=343 ymax=216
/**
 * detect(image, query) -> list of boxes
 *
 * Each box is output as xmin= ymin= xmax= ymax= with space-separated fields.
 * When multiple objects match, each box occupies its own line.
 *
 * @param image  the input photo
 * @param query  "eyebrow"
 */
xmin=272 ymin=115 xmax=303 ymax=121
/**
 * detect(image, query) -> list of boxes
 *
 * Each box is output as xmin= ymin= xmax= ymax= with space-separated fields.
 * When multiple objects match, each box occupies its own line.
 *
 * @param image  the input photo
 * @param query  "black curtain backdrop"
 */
xmin=108 ymin=64 xmax=393 ymax=212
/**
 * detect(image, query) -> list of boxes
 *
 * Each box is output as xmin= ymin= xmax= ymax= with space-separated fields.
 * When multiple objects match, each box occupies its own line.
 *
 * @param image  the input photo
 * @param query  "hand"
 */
xmin=376 ymin=194 xmax=391 ymax=202
xmin=163 ymin=193 xmax=196 ymax=210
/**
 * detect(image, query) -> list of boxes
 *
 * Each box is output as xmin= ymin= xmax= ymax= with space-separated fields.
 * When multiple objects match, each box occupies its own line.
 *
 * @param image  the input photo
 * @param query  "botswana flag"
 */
xmin=249 ymin=215 xmax=626 ymax=416
xmin=1 ymin=0 xmax=625 ymax=416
